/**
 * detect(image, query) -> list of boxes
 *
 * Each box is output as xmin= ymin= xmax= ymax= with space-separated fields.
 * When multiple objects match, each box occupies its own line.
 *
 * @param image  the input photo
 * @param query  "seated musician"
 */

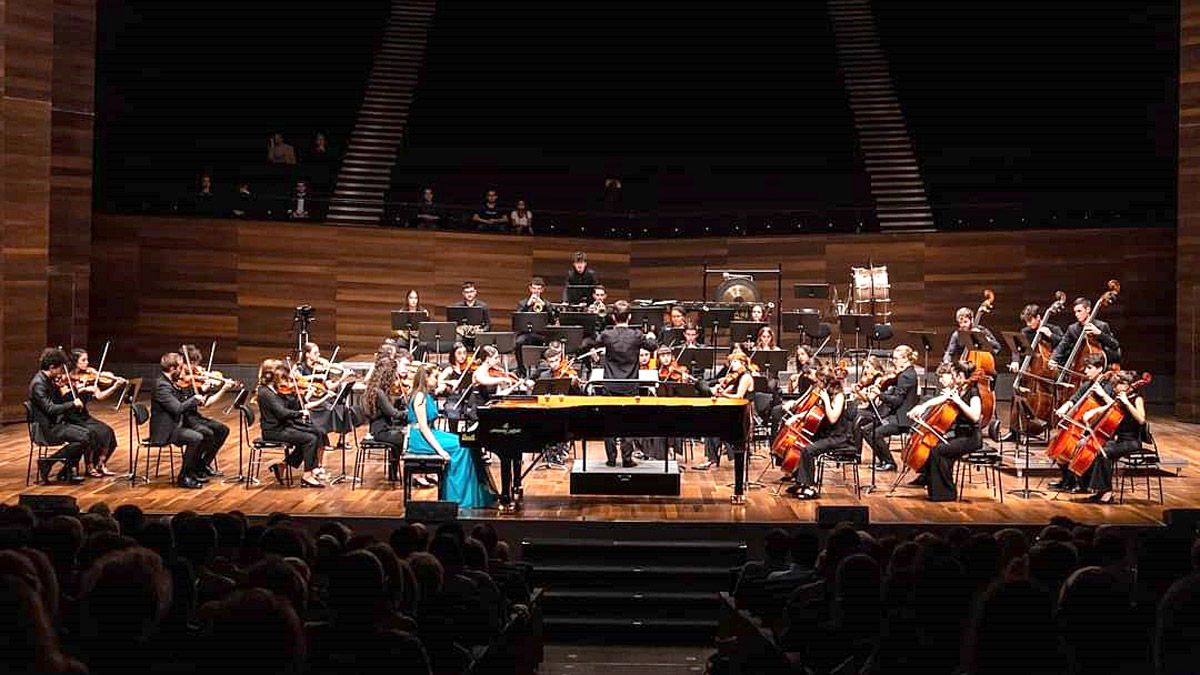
xmin=755 ymin=326 xmax=782 ymax=351
xmin=453 ymin=281 xmax=491 ymax=348
xmin=179 ymin=344 xmax=234 ymax=478
xmin=1008 ymin=303 xmax=1065 ymax=372
xmin=942 ymin=307 xmax=1002 ymax=364
xmin=68 ymin=348 xmax=126 ymax=478
xmin=362 ymin=355 xmax=406 ymax=481
xmin=656 ymin=346 xmax=692 ymax=383
xmin=1079 ymin=370 xmax=1146 ymax=504
xmin=150 ymin=352 xmax=217 ymax=489
xmin=1048 ymin=354 xmax=1110 ymax=493
xmin=786 ymin=366 xmax=854 ymax=500
xmin=770 ymin=345 xmax=817 ymax=441
xmin=749 ymin=304 xmax=767 ymax=323
xmin=696 ymin=351 xmax=754 ymax=471
xmin=393 ymin=289 xmax=429 ymax=356
xmin=534 ymin=342 xmax=581 ymax=386
xmin=437 ymin=342 xmax=474 ymax=396
xmin=257 ymin=359 xmax=328 ymax=488
xmin=681 ymin=323 xmax=704 ymax=349
xmin=408 ymin=363 xmax=497 ymax=509
xmin=295 ymin=341 xmax=349 ymax=438
xmin=1050 ymin=296 xmax=1122 ymax=370
xmin=29 ymin=348 xmax=91 ymax=483
xmin=908 ymin=362 xmax=983 ymax=502
xmin=599 ymin=300 xmax=658 ymax=468
xmin=666 ymin=305 xmax=689 ymax=330
xmin=859 ymin=345 xmax=919 ymax=472
xmin=515 ymin=277 xmax=550 ymax=360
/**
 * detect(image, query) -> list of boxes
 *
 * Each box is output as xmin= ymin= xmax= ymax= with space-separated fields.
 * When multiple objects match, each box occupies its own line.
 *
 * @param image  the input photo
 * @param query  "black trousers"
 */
xmin=78 ymin=417 xmax=117 ymax=465
xmin=264 ymin=426 xmax=324 ymax=471
xmin=860 ymin=416 xmax=904 ymax=466
xmin=604 ymin=438 xmax=635 ymax=464
xmin=185 ymin=416 xmax=229 ymax=468
xmin=169 ymin=427 xmax=206 ymax=477
xmin=44 ymin=423 xmax=90 ymax=469
xmin=923 ymin=431 xmax=982 ymax=502
xmin=794 ymin=434 xmax=853 ymax=487
xmin=1087 ymin=437 xmax=1142 ymax=492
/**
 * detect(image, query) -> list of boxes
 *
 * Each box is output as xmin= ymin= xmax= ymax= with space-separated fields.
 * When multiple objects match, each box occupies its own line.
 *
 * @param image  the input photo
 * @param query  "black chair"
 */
xmin=401 ymin=453 xmax=448 ymax=503
xmin=1116 ymin=429 xmax=1165 ymax=505
xmin=815 ymin=444 xmax=864 ymax=498
xmin=239 ymin=405 xmax=295 ymax=488
xmin=348 ymin=406 xmax=399 ymax=490
xmin=23 ymin=401 xmax=67 ymax=485
xmin=130 ymin=403 xmax=186 ymax=485
xmin=955 ymin=448 xmax=1004 ymax=502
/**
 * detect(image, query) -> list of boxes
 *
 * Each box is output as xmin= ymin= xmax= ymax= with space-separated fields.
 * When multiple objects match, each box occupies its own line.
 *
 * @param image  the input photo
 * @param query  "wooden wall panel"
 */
xmin=1178 ymin=0 xmax=1200 ymax=420
xmin=91 ymin=215 xmax=1176 ymax=392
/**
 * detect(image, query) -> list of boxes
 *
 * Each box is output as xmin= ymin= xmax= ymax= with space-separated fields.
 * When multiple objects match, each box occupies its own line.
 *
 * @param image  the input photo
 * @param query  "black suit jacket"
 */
xmin=257 ymin=386 xmax=304 ymax=435
xmin=1051 ymin=319 xmax=1121 ymax=366
xmin=150 ymin=374 xmax=199 ymax=444
xmin=599 ymin=325 xmax=655 ymax=395
xmin=1013 ymin=324 xmax=1065 ymax=367
xmin=28 ymin=372 xmax=75 ymax=436
xmin=877 ymin=365 xmax=919 ymax=426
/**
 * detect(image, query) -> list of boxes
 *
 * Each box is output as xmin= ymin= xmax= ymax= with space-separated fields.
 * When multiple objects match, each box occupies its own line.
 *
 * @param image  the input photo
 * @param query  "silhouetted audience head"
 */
xmin=1156 ymin=572 xmax=1200 ymax=674
xmin=326 ymin=550 xmax=386 ymax=625
xmin=79 ymin=547 xmax=172 ymax=666
xmin=0 ymin=574 xmax=82 ymax=674
xmin=245 ymin=557 xmax=308 ymax=615
xmin=112 ymin=504 xmax=146 ymax=536
xmin=762 ymin=528 xmax=790 ymax=565
xmin=1028 ymin=540 xmax=1079 ymax=595
xmin=200 ymin=588 xmax=305 ymax=674
xmin=963 ymin=578 xmax=1065 ymax=675
xmin=1057 ymin=566 xmax=1139 ymax=672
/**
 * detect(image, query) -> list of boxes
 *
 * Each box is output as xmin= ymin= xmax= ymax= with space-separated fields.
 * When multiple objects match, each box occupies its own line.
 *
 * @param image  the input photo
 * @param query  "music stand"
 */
xmin=391 ymin=310 xmax=429 ymax=333
xmin=544 ymin=326 xmax=584 ymax=353
xmin=122 ymin=378 xmax=146 ymax=484
xmin=564 ymin=283 xmax=596 ymax=305
xmin=476 ymin=332 xmax=516 ymax=354
xmin=115 ymin=376 xmax=142 ymax=413
xmin=730 ymin=321 xmax=767 ymax=345
xmin=794 ymin=283 xmax=831 ymax=300
xmin=659 ymin=327 xmax=686 ymax=347
xmin=417 ymin=321 xmax=457 ymax=360
xmin=558 ymin=311 xmax=602 ymax=333
xmin=327 ymin=380 xmax=357 ymax=485
xmin=752 ymin=350 xmax=788 ymax=374
xmin=839 ymin=313 xmax=874 ymax=372
xmin=532 ymin=378 xmax=572 ymax=395
xmin=1000 ymin=330 xmax=1043 ymax=498
xmin=224 ymin=388 xmax=252 ymax=484
xmin=701 ymin=308 xmax=736 ymax=349
xmin=628 ymin=307 xmax=663 ymax=336
xmin=679 ymin=346 xmax=720 ymax=377
xmin=519 ymin=345 xmax=546 ymax=377
xmin=446 ymin=306 xmax=487 ymax=329
xmin=909 ymin=329 xmax=938 ymax=394
xmin=782 ymin=309 xmax=821 ymax=339
xmin=511 ymin=311 xmax=547 ymax=336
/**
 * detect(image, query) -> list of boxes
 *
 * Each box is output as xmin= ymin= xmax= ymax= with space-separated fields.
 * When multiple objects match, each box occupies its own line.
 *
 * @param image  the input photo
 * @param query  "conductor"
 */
xmin=599 ymin=300 xmax=656 ymax=467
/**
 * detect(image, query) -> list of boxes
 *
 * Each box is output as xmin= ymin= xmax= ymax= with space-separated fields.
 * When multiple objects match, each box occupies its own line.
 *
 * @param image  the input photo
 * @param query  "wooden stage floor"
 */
xmin=3 ymin=407 xmax=1196 ymax=526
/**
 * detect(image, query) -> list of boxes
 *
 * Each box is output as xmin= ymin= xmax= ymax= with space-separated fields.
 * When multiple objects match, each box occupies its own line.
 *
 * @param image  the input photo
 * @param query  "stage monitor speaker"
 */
xmin=405 ymin=500 xmax=458 ymax=523
xmin=18 ymin=494 xmax=79 ymax=518
xmin=1164 ymin=509 xmax=1200 ymax=535
xmin=817 ymin=505 xmax=868 ymax=527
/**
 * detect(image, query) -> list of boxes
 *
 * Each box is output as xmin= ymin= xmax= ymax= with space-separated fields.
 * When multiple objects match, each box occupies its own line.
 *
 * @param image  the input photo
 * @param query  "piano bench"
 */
xmin=400 ymin=454 xmax=448 ymax=503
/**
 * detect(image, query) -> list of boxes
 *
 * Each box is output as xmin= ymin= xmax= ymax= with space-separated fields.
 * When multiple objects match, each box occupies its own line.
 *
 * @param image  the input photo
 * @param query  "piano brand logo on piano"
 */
xmin=492 ymin=423 xmax=524 ymax=436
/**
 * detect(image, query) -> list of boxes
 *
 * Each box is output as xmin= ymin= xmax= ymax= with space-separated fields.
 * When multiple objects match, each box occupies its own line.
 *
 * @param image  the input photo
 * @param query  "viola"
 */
xmin=1065 ymin=373 xmax=1150 ymax=476
xmin=295 ymin=375 xmax=328 ymax=398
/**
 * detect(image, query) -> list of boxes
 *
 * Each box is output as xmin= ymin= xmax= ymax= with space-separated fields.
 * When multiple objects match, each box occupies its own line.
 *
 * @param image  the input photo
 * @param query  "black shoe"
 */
xmin=269 ymin=463 xmax=286 ymax=486
xmin=784 ymin=483 xmax=803 ymax=496
xmin=36 ymin=459 xmax=56 ymax=484
xmin=190 ymin=471 xmax=210 ymax=484
xmin=1048 ymin=480 xmax=1071 ymax=490
xmin=605 ymin=460 xmax=617 ymax=467
xmin=1070 ymin=485 xmax=1090 ymax=494
xmin=907 ymin=476 xmax=928 ymax=487
xmin=997 ymin=430 xmax=1019 ymax=444
xmin=177 ymin=475 xmax=203 ymax=489
xmin=56 ymin=467 xmax=85 ymax=484
xmin=875 ymin=462 xmax=897 ymax=472
xmin=202 ymin=466 xmax=224 ymax=478
xmin=622 ymin=459 xmax=638 ymax=468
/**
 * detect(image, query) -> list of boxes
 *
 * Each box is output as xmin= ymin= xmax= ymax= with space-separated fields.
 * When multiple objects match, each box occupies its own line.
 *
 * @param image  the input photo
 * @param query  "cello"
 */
xmin=900 ymin=369 xmax=987 ymax=472
xmin=961 ymin=289 xmax=997 ymax=426
xmin=1045 ymin=370 xmax=1114 ymax=464
xmin=1066 ymin=372 xmax=1150 ymax=476
xmin=1010 ymin=291 xmax=1068 ymax=435
xmin=1054 ymin=280 xmax=1120 ymax=391
xmin=771 ymin=380 xmax=826 ymax=474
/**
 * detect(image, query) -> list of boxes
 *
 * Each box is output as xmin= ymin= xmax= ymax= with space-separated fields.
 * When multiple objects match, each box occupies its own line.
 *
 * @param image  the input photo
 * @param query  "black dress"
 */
xmin=64 ymin=388 xmax=118 ymax=466
xmin=925 ymin=384 xmax=983 ymax=502
xmin=1086 ymin=394 xmax=1145 ymax=492
xmin=794 ymin=393 xmax=857 ymax=488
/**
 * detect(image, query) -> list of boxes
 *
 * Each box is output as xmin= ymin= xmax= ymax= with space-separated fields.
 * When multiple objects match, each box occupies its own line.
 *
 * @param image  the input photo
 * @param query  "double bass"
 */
xmin=961 ymin=289 xmax=997 ymax=426
xmin=1054 ymin=280 xmax=1120 ymax=391
xmin=1010 ymin=291 xmax=1068 ymax=435
xmin=1066 ymin=372 xmax=1150 ymax=476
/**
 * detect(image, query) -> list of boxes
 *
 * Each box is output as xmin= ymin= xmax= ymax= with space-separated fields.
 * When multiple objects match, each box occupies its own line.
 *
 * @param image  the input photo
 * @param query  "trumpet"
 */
xmin=588 ymin=300 xmax=608 ymax=316
xmin=527 ymin=296 xmax=546 ymax=313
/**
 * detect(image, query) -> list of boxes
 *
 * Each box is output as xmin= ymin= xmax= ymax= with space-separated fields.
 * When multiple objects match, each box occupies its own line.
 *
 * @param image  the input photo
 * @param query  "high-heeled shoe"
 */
xmin=300 ymin=475 xmax=325 ymax=488
xmin=269 ymin=463 xmax=286 ymax=486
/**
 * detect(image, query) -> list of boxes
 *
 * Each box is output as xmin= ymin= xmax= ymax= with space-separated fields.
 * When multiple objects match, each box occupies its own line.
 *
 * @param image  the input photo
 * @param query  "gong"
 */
xmin=714 ymin=276 xmax=761 ymax=305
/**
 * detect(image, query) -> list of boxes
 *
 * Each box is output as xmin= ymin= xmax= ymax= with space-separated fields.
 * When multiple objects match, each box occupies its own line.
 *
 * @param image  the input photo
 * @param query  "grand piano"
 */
xmin=461 ymin=395 xmax=753 ymax=504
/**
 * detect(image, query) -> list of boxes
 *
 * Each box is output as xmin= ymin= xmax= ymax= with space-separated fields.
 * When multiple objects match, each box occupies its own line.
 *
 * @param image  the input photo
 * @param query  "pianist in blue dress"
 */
xmin=407 ymin=363 xmax=496 ymax=509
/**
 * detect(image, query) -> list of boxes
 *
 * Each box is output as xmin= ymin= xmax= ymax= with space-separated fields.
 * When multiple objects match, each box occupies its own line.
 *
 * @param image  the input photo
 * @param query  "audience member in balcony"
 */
xmin=510 ymin=198 xmax=534 ymax=235
xmin=267 ymin=133 xmax=297 ymax=165
xmin=412 ymin=187 xmax=444 ymax=229
xmin=193 ymin=174 xmax=218 ymax=215
xmin=231 ymin=182 xmax=258 ymax=219
xmin=471 ymin=189 xmax=509 ymax=232
xmin=287 ymin=180 xmax=314 ymax=220
xmin=307 ymin=132 xmax=333 ymax=164
xmin=602 ymin=176 xmax=623 ymax=211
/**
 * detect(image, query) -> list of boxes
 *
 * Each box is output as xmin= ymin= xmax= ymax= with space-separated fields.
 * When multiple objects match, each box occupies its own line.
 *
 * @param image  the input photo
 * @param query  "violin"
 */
xmin=71 ymin=367 xmax=127 ymax=389
xmin=553 ymin=360 xmax=579 ymax=380
xmin=180 ymin=365 xmax=243 ymax=390
xmin=659 ymin=362 xmax=694 ymax=383
xmin=295 ymin=375 xmax=328 ymax=398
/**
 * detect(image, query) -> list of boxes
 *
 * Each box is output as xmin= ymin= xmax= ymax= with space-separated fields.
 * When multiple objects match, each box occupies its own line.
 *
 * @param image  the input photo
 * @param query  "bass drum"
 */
xmin=851 ymin=266 xmax=890 ymax=302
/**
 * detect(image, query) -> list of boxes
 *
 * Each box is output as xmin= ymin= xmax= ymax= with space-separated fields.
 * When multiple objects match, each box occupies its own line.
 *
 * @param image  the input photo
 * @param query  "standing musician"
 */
xmin=907 ymin=361 xmax=983 ymax=502
xmin=453 ymin=281 xmax=492 ymax=347
xmin=696 ymin=351 xmax=754 ymax=471
xmin=362 ymin=355 xmax=406 ymax=481
xmin=294 ymin=342 xmax=349 ymax=437
xmin=859 ymin=345 xmax=920 ymax=472
xmin=1008 ymin=303 xmax=1064 ymax=373
xmin=68 ymin=348 xmax=126 ymax=477
xmin=1050 ymin=296 xmax=1122 ymax=371
xmin=150 ymin=352 xmax=218 ymax=489
xmin=257 ymin=359 xmax=328 ymax=488
xmin=942 ymin=307 xmax=1002 ymax=364
xmin=1079 ymin=370 xmax=1146 ymax=504
xmin=179 ymin=344 xmax=234 ymax=477
xmin=599 ymin=300 xmax=658 ymax=468
xmin=29 ymin=348 xmax=91 ymax=483
xmin=1048 ymin=354 xmax=1110 ymax=493
xmin=564 ymin=251 xmax=599 ymax=305
xmin=786 ymin=366 xmax=854 ymax=500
